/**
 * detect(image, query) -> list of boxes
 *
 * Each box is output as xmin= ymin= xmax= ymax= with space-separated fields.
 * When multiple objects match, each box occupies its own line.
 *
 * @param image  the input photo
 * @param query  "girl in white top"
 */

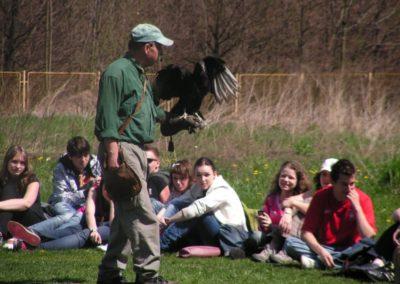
xmin=160 ymin=157 xmax=247 ymax=251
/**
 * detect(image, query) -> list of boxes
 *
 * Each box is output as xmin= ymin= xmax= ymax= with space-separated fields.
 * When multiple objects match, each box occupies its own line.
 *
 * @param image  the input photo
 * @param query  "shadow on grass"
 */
xmin=0 ymin=278 xmax=86 ymax=284
xmin=322 ymin=270 xmax=370 ymax=282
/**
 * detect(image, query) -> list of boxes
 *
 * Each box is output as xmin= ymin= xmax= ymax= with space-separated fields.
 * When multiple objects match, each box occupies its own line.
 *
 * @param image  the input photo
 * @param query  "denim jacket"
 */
xmin=48 ymin=154 xmax=102 ymax=208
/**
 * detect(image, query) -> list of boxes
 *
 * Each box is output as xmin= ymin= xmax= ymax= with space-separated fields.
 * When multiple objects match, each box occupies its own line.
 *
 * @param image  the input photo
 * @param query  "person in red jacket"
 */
xmin=284 ymin=159 xmax=376 ymax=269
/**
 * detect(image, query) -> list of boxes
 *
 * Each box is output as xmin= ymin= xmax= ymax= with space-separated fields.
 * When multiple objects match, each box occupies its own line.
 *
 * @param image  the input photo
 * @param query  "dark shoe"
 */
xmin=349 ymin=262 xmax=383 ymax=271
xmin=7 ymin=221 xmax=40 ymax=247
xmin=13 ymin=239 xmax=29 ymax=251
xmin=136 ymin=276 xmax=179 ymax=284
xmin=229 ymin=247 xmax=246 ymax=260
xmin=97 ymin=275 xmax=125 ymax=284
xmin=364 ymin=265 xmax=395 ymax=282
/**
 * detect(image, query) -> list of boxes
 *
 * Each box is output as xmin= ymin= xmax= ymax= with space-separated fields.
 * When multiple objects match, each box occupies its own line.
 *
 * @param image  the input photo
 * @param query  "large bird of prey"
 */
xmin=154 ymin=56 xmax=238 ymax=129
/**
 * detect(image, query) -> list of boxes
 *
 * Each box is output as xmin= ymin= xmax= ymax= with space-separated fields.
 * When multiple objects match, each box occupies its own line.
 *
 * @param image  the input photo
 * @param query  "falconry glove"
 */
xmin=161 ymin=112 xmax=205 ymax=136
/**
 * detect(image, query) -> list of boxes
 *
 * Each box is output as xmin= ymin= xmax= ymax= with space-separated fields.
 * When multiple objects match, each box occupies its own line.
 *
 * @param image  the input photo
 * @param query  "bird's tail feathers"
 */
xmin=211 ymin=67 xmax=238 ymax=103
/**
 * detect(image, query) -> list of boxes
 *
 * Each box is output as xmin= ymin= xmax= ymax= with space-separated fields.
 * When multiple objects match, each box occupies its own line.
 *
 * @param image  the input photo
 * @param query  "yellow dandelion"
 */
xmin=37 ymin=156 xmax=43 ymax=161
xmin=263 ymin=163 xmax=269 ymax=170
xmin=363 ymin=175 xmax=369 ymax=180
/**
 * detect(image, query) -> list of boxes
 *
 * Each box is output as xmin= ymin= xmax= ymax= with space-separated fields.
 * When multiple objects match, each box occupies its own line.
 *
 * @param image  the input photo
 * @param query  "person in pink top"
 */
xmin=284 ymin=159 xmax=376 ymax=269
xmin=251 ymin=160 xmax=312 ymax=262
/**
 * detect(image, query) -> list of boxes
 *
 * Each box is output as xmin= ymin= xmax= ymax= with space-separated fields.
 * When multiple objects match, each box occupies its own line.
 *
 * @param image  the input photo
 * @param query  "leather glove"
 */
xmin=160 ymin=112 xmax=206 ymax=136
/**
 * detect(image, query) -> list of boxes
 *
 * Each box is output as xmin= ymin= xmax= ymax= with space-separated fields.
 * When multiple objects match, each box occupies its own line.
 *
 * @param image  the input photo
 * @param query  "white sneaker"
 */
xmin=251 ymin=247 xmax=274 ymax=262
xmin=3 ymin=238 xmax=16 ymax=250
xmin=301 ymin=255 xmax=317 ymax=269
xmin=97 ymin=244 xmax=108 ymax=252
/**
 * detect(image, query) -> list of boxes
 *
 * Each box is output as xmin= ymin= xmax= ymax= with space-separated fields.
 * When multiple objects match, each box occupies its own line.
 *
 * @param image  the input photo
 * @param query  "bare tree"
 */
xmin=0 ymin=0 xmax=46 ymax=70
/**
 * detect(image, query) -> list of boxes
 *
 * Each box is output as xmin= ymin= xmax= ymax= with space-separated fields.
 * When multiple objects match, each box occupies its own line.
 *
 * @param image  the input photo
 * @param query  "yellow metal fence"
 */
xmin=0 ymin=71 xmax=399 ymax=116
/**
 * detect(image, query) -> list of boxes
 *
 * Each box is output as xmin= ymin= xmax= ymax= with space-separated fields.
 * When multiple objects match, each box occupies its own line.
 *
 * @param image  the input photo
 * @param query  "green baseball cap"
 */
xmin=131 ymin=23 xmax=173 ymax=46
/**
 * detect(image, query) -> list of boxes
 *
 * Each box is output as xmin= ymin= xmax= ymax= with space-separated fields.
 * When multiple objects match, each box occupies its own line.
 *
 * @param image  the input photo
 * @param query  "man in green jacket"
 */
xmin=95 ymin=23 xmax=190 ymax=284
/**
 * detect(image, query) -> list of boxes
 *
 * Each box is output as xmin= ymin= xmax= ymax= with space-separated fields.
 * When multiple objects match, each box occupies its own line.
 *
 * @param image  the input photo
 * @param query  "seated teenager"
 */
xmin=7 ymin=179 xmax=113 ymax=251
xmin=284 ymin=159 xmax=376 ymax=269
xmin=271 ymin=158 xmax=338 ymax=264
xmin=0 ymin=145 xmax=46 ymax=244
xmin=313 ymin=158 xmax=338 ymax=190
xmin=156 ymin=160 xmax=194 ymax=220
xmin=251 ymin=161 xmax=312 ymax=263
xmin=6 ymin=136 xmax=101 ymax=244
xmin=145 ymin=145 xmax=170 ymax=213
xmin=159 ymin=157 xmax=247 ymax=253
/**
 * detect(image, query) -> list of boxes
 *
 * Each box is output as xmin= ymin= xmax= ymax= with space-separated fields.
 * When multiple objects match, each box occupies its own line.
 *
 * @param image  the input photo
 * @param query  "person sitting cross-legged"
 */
xmin=284 ymin=159 xmax=376 ymax=269
xmin=159 ymin=157 xmax=248 ymax=253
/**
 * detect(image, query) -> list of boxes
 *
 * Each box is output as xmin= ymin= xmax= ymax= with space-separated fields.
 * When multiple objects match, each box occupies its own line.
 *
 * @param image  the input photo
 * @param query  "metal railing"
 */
xmin=1 ymin=71 xmax=399 ymax=116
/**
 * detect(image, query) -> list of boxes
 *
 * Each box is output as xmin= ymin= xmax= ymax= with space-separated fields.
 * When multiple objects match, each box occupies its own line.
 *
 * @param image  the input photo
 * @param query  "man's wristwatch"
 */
xmin=89 ymin=228 xmax=98 ymax=234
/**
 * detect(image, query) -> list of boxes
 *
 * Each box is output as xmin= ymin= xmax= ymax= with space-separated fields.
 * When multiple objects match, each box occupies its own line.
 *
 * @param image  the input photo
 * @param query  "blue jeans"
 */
xmin=160 ymin=213 xmax=221 ymax=251
xmin=39 ymin=224 xmax=110 ymax=250
xmin=150 ymin=198 xmax=165 ymax=215
xmin=29 ymin=202 xmax=83 ymax=239
xmin=284 ymin=236 xmax=346 ymax=268
xmin=164 ymin=198 xmax=191 ymax=218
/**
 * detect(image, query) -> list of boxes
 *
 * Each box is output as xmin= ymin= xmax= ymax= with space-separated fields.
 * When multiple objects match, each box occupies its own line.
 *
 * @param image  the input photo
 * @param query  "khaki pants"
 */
xmin=97 ymin=141 xmax=160 ymax=282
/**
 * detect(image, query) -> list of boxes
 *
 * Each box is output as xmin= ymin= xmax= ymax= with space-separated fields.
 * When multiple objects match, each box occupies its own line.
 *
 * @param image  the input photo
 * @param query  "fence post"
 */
xmin=367 ymin=72 xmax=373 ymax=114
xmin=235 ymin=73 xmax=240 ymax=115
xmin=21 ymin=70 xmax=27 ymax=112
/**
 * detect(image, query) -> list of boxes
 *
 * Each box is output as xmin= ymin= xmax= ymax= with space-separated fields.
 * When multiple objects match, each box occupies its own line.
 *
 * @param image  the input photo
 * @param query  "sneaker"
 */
xmin=229 ymin=247 xmax=246 ymax=260
xmin=135 ymin=276 xmax=179 ymax=284
xmin=12 ymin=239 xmax=29 ymax=251
xmin=3 ymin=238 xmax=16 ymax=250
xmin=251 ymin=247 xmax=274 ymax=263
xmin=270 ymin=250 xmax=294 ymax=264
xmin=7 ymin=221 xmax=41 ymax=247
xmin=97 ymin=244 xmax=108 ymax=252
xmin=97 ymin=275 xmax=125 ymax=284
xmin=301 ymin=255 xmax=317 ymax=269
xmin=3 ymin=238 xmax=29 ymax=251
xmin=349 ymin=261 xmax=384 ymax=271
xmin=363 ymin=265 xmax=395 ymax=282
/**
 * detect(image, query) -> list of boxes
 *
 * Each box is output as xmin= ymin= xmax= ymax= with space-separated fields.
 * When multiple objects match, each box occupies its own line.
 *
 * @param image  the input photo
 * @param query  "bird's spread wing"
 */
xmin=154 ymin=56 xmax=238 ymax=128
xmin=193 ymin=56 xmax=238 ymax=104
xmin=154 ymin=64 xmax=191 ymax=101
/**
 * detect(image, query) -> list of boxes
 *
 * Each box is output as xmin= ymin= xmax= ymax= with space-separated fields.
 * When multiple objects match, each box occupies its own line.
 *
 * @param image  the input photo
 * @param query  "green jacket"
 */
xmin=95 ymin=53 xmax=165 ymax=144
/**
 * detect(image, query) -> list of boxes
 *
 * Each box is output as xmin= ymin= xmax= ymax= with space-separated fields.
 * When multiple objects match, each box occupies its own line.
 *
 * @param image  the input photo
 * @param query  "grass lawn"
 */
xmin=0 ymin=249 xmax=379 ymax=283
xmin=0 ymin=116 xmax=398 ymax=283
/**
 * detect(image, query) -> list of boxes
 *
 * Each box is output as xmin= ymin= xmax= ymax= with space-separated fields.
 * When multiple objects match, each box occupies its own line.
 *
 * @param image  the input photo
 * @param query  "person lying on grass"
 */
xmin=6 ymin=178 xmax=114 ymax=250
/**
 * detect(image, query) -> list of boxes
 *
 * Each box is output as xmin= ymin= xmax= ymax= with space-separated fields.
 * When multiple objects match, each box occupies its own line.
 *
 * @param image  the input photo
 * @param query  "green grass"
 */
xmin=0 ymin=250 xmax=378 ymax=283
xmin=0 ymin=115 xmax=399 ymax=283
